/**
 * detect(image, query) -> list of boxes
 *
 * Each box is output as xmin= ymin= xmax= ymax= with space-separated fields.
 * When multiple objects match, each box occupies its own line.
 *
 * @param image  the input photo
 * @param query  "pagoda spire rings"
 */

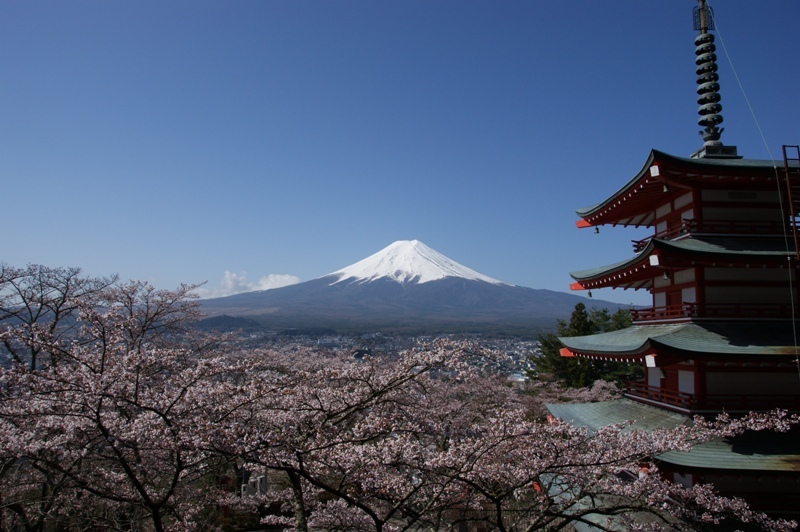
xmin=696 ymin=32 xmax=724 ymax=144
xmin=694 ymin=1 xmax=724 ymax=145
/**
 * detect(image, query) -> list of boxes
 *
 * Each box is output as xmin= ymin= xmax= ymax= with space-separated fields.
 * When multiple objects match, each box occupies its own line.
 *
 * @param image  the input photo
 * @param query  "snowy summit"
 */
xmin=328 ymin=240 xmax=509 ymax=286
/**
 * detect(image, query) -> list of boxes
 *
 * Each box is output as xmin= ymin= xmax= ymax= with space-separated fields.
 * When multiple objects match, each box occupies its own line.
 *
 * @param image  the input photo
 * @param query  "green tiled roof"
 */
xmin=576 ymin=149 xmax=797 ymax=217
xmin=569 ymin=251 xmax=648 ymax=281
xmin=559 ymin=322 xmax=800 ymax=357
xmin=546 ymin=398 xmax=691 ymax=434
xmin=570 ymin=236 xmax=794 ymax=282
xmin=654 ymin=149 xmax=796 ymax=170
xmin=660 ymin=430 xmax=800 ymax=472
xmin=559 ymin=324 xmax=687 ymax=355
xmin=547 ymin=399 xmax=800 ymax=472
xmin=657 ymin=236 xmax=794 ymax=256
xmin=650 ymin=322 xmax=799 ymax=356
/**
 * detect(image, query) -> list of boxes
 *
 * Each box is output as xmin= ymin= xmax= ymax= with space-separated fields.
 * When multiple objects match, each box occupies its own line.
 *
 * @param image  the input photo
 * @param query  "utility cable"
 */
xmin=709 ymin=1 xmax=800 ymax=384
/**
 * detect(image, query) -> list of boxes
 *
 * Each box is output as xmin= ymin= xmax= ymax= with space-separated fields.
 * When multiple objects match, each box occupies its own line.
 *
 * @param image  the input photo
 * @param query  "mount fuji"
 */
xmin=199 ymin=240 xmax=623 ymax=334
xmin=330 ymin=240 xmax=508 ymax=286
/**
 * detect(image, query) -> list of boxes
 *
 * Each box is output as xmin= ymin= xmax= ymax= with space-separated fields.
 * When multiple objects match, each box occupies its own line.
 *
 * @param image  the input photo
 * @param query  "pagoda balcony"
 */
xmin=631 ymin=303 xmax=795 ymax=323
xmin=631 ymin=304 xmax=694 ymax=322
xmin=631 ymin=219 xmax=794 ymax=252
xmin=623 ymin=382 xmax=800 ymax=414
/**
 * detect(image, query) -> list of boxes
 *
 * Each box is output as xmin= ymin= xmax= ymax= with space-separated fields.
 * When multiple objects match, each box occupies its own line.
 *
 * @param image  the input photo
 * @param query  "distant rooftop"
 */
xmin=547 ymin=399 xmax=800 ymax=472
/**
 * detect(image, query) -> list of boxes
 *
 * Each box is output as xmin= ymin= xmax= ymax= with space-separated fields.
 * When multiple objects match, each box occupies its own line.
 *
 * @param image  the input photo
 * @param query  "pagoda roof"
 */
xmin=570 ymin=236 xmax=795 ymax=290
xmin=576 ymin=149 xmax=798 ymax=228
xmin=546 ymin=399 xmax=800 ymax=472
xmin=546 ymin=398 xmax=691 ymax=435
xmin=558 ymin=322 xmax=800 ymax=361
xmin=660 ymin=429 xmax=800 ymax=472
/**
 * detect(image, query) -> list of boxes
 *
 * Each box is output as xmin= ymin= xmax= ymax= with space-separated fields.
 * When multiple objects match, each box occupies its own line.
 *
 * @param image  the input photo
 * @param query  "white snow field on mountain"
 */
xmin=199 ymin=239 xmax=623 ymax=333
xmin=329 ymin=240 xmax=508 ymax=286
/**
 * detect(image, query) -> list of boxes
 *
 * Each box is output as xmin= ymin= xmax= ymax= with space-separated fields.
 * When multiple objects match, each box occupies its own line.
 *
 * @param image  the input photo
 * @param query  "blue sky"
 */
xmin=2 ymin=1 xmax=799 ymax=305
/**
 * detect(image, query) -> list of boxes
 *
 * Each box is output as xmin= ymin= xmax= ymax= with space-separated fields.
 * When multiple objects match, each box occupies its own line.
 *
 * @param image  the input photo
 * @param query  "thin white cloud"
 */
xmin=196 ymin=271 xmax=300 ymax=299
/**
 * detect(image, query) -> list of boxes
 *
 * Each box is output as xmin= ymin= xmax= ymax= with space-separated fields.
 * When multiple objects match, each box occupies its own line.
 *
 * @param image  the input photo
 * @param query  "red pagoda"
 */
xmin=547 ymin=0 xmax=800 ymax=517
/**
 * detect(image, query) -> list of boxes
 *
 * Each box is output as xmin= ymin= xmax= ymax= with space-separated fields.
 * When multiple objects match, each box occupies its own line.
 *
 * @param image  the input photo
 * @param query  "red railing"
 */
xmin=624 ymin=382 xmax=800 ymax=413
xmin=631 ymin=303 xmax=794 ymax=323
xmin=630 ymin=304 xmax=693 ymax=322
xmin=624 ymin=382 xmax=695 ymax=410
xmin=631 ymin=219 xmax=795 ymax=252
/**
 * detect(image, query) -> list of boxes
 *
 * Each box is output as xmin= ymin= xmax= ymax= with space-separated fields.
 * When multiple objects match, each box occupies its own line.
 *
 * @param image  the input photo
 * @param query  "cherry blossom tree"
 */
xmin=232 ymin=344 xmax=797 ymax=531
xmin=417 ymin=405 xmax=798 ymax=531
xmin=0 ymin=273 xmax=240 ymax=531
xmin=1 ymin=265 xmax=796 ymax=532
xmin=0 ymin=263 xmax=117 ymax=369
xmin=522 ymin=378 xmax=621 ymax=419
xmin=228 ymin=340 xmax=480 ymax=531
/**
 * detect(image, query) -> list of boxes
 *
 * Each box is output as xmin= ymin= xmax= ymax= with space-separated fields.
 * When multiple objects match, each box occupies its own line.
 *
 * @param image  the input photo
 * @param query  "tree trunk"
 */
xmin=287 ymin=471 xmax=309 ymax=532
xmin=149 ymin=505 xmax=164 ymax=532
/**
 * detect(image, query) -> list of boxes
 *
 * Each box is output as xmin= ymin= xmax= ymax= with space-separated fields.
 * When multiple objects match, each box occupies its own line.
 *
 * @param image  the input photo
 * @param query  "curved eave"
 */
xmin=569 ymin=238 xmax=796 ymax=291
xmin=559 ymin=323 xmax=800 ymax=361
xmin=559 ymin=324 xmax=687 ymax=359
xmin=575 ymin=150 xmax=660 ymax=228
xmin=575 ymin=150 xmax=793 ymax=228
xmin=570 ymin=241 xmax=657 ymax=291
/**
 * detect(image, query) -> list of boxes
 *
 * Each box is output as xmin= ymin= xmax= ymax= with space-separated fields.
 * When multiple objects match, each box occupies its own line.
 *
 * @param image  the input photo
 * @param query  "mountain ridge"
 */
xmin=328 ymin=240 xmax=508 ymax=286
xmin=199 ymin=240 xmax=626 ymax=334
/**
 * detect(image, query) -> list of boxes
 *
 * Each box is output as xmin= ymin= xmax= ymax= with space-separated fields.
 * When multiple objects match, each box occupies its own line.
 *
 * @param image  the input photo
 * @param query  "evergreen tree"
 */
xmin=531 ymin=303 xmax=639 ymax=387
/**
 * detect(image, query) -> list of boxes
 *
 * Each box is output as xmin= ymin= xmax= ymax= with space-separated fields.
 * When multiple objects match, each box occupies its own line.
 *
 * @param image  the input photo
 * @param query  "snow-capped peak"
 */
xmin=328 ymin=240 xmax=509 ymax=286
